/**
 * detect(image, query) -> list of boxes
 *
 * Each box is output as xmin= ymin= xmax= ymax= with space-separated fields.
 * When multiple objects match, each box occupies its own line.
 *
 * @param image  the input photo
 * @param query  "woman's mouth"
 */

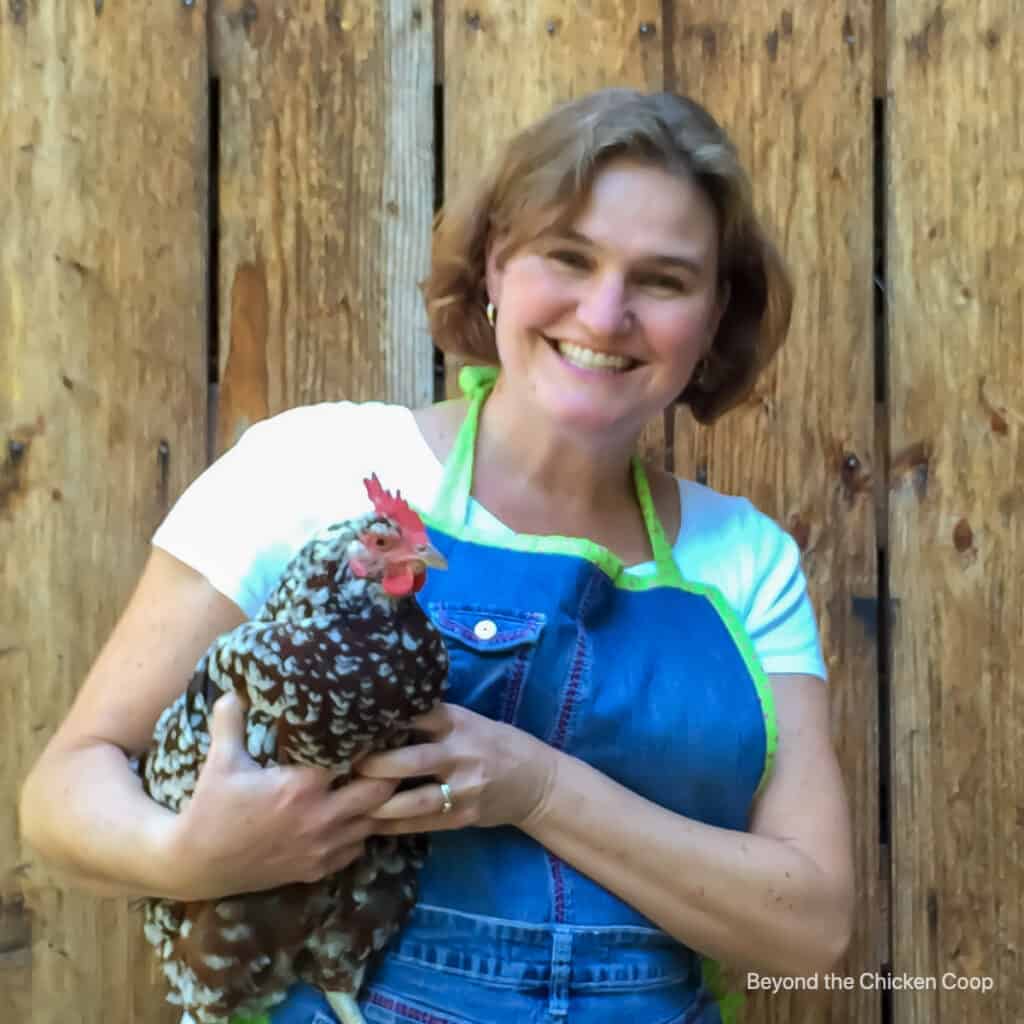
xmin=541 ymin=334 xmax=637 ymax=373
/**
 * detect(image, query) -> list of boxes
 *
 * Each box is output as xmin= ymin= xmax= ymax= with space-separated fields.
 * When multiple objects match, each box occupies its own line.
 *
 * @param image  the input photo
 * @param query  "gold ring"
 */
xmin=439 ymin=781 xmax=454 ymax=815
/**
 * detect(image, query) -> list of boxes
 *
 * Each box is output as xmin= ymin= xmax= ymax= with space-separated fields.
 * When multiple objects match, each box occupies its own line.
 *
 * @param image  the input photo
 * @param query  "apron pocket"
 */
xmin=428 ymin=605 xmax=544 ymax=724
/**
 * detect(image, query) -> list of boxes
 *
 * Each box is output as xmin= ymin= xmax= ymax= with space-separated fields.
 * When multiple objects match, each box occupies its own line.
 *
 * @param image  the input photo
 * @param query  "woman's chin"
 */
xmin=528 ymin=383 xmax=641 ymax=440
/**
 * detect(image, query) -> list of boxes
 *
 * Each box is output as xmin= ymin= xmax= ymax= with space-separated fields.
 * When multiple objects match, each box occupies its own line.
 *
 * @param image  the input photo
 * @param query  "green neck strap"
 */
xmin=430 ymin=365 xmax=678 ymax=573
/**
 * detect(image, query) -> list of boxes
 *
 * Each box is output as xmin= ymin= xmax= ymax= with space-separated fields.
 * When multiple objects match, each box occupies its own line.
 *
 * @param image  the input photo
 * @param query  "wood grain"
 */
xmin=671 ymin=5 xmax=880 ymax=1022
xmin=212 ymin=0 xmax=435 ymax=453
xmin=3 ymin=2 xmax=1019 ymax=1022
xmin=0 ymin=1 xmax=208 ymax=1021
xmin=887 ymin=1 xmax=1023 ymax=1019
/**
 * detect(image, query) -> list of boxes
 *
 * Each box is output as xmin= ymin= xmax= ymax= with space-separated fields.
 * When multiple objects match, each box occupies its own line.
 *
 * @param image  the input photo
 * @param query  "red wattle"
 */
xmin=383 ymin=565 xmax=415 ymax=597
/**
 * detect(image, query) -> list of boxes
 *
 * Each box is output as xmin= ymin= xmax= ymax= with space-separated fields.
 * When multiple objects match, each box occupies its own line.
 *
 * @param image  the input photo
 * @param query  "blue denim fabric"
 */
xmin=269 ymin=403 xmax=766 ymax=1022
xmin=269 ymin=983 xmax=338 ymax=1024
xmin=358 ymin=904 xmax=721 ymax=1024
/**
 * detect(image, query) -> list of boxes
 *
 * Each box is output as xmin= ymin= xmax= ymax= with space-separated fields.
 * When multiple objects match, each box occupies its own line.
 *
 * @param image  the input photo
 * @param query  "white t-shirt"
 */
xmin=152 ymin=401 xmax=827 ymax=681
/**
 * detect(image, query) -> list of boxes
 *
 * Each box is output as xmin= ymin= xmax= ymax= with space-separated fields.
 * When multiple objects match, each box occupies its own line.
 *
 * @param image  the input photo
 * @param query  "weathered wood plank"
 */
xmin=887 ymin=2 xmax=1023 ymax=1020
xmin=212 ymin=0 xmax=435 ymax=454
xmin=875 ymin=0 xmax=888 ymax=98
xmin=441 ymin=0 xmax=665 ymax=487
xmin=0 ymin=2 xmax=209 ymax=1022
xmin=671 ymin=6 xmax=879 ymax=1022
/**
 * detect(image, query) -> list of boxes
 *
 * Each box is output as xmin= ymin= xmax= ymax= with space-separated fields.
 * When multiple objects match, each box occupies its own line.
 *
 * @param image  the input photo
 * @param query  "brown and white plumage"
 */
xmin=136 ymin=477 xmax=448 ymax=1023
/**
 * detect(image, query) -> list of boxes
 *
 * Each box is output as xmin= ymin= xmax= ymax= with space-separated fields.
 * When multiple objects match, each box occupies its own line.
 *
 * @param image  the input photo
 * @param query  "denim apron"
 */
xmin=267 ymin=367 xmax=777 ymax=1024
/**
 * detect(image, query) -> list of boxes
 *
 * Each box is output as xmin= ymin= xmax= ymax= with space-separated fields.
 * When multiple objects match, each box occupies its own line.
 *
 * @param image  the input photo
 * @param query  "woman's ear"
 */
xmin=484 ymin=231 xmax=508 ymax=310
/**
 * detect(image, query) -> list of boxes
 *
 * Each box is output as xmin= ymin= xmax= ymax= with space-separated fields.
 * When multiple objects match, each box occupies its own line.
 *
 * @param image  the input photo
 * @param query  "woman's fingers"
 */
xmin=300 ymin=838 xmax=368 ymax=884
xmin=206 ymin=691 xmax=253 ymax=767
xmin=371 ymin=810 xmax=466 ymax=836
xmin=407 ymin=704 xmax=454 ymax=735
xmin=325 ymin=776 xmax=398 ymax=819
xmin=370 ymin=781 xmax=455 ymax=821
xmin=328 ymin=841 xmax=367 ymax=875
xmin=358 ymin=743 xmax=449 ymax=780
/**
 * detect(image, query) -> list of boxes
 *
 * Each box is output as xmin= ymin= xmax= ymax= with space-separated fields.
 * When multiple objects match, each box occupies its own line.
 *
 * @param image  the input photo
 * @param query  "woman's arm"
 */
xmin=519 ymin=672 xmax=854 ymax=977
xmin=362 ymin=672 xmax=854 ymax=978
xmin=19 ymin=548 xmax=393 ymax=901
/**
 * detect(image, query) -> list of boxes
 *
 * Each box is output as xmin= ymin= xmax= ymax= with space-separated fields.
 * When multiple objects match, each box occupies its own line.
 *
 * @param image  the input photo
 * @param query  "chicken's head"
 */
xmin=348 ymin=475 xmax=447 ymax=596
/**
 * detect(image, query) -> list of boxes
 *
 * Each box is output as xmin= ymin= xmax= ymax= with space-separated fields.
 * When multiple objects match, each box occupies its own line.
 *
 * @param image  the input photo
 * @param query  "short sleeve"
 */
xmin=741 ymin=503 xmax=828 ymax=681
xmin=151 ymin=401 xmax=442 ymax=617
xmin=672 ymin=481 xmax=827 ymax=683
xmin=151 ymin=404 xmax=378 ymax=617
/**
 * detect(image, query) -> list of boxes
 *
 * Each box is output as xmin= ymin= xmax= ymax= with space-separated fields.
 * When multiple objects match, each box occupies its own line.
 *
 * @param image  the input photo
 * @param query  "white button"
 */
xmin=473 ymin=619 xmax=497 ymax=640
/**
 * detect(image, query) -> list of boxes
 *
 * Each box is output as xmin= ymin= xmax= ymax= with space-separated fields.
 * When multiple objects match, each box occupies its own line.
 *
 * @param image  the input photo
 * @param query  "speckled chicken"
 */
xmin=136 ymin=476 xmax=449 ymax=1024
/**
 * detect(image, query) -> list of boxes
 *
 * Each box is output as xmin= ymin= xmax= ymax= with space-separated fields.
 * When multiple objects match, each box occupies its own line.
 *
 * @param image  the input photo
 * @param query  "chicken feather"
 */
xmin=136 ymin=481 xmax=449 ymax=1023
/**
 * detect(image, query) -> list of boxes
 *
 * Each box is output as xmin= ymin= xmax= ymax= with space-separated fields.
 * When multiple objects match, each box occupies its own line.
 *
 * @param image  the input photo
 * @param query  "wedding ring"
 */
xmin=438 ymin=781 xmax=454 ymax=815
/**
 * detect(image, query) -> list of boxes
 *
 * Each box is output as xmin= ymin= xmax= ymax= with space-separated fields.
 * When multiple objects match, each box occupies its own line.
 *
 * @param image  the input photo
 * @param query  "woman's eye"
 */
xmin=549 ymin=250 xmax=589 ymax=269
xmin=637 ymin=274 xmax=686 ymax=293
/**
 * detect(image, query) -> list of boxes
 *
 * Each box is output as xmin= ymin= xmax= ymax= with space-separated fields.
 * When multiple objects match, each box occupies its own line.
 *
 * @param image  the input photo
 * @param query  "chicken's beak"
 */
xmin=418 ymin=543 xmax=448 ymax=570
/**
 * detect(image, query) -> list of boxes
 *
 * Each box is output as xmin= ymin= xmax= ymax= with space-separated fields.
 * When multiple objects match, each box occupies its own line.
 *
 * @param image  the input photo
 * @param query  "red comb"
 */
xmin=363 ymin=474 xmax=427 ymax=541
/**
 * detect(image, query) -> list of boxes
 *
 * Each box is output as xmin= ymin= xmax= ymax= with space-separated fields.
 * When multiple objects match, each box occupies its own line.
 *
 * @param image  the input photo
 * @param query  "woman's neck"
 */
xmin=470 ymin=383 xmax=641 ymax=535
xmin=412 ymin=389 xmax=678 ymax=565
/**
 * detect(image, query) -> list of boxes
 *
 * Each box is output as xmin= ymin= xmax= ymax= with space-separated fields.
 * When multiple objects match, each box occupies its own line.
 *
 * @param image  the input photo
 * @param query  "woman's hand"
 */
xmin=165 ymin=692 xmax=398 ymax=900
xmin=355 ymin=703 xmax=557 ymax=834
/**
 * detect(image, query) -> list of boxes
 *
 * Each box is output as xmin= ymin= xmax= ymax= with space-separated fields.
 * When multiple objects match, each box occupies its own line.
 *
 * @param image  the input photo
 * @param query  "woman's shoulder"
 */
xmin=671 ymin=476 xmax=825 ymax=678
xmin=671 ymin=476 xmax=804 ymax=612
xmin=674 ymin=477 xmax=784 ymax=545
xmin=234 ymin=397 xmax=447 ymax=510
xmin=242 ymin=398 xmax=416 ymax=442
xmin=409 ymin=398 xmax=470 ymax=465
xmin=152 ymin=398 xmax=444 ymax=617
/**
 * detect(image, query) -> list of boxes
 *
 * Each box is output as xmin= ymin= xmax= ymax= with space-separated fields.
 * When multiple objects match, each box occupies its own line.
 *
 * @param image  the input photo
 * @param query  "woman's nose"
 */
xmin=576 ymin=274 xmax=632 ymax=337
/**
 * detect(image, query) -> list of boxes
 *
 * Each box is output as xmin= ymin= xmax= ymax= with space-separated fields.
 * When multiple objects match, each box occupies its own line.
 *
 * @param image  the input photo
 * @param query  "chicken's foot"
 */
xmin=326 ymin=991 xmax=367 ymax=1024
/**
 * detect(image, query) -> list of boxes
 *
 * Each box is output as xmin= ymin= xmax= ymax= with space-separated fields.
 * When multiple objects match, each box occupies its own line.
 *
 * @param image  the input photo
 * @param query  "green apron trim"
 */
xmin=442 ymin=366 xmax=778 ymax=1023
xmin=222 ymin=368 xmax=771 ymax=1024
xmin=701 ymin=958 xmax=746 ymax=1024
xmin=428 ymin=366 xmax=778 ymax=797
xmin=438 ymin=366 xmax=682 ymax=586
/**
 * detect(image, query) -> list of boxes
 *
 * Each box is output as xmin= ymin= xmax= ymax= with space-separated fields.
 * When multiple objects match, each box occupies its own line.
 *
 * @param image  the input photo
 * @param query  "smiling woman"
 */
xmin=21 ymin=88 xmax=852 ymax=1024
xmin=481 ymin=160 xmax=725 ymax=442
xmin=423 ymin=88 xmax=793 ymax=427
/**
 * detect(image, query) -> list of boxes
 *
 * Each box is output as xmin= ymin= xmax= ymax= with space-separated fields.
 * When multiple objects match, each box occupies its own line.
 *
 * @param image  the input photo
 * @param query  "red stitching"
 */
xmin=499 ymin=647 xmax=530 ymax=723
xmin=548 ymin=854 xmax=567 ymax=922
xmin=366 ymin=990 xmax=462 ymax=1024
xmin=551 ymin=625 xmax=586 ymax=748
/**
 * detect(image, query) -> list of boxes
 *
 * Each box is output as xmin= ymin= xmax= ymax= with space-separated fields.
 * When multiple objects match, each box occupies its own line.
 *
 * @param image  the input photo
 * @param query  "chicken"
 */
xmin=136 ymin=475 xmax=449 ymax=1024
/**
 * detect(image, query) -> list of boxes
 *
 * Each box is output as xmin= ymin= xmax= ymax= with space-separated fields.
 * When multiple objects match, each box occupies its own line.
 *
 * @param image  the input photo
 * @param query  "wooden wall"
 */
xmin=1 ymin=1 xmax=1019 ymax=1021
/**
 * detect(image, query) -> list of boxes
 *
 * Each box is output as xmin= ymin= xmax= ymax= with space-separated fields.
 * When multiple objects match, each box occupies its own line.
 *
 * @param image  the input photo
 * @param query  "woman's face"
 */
xmin=485 ymin=158 xmax=726 ymax=441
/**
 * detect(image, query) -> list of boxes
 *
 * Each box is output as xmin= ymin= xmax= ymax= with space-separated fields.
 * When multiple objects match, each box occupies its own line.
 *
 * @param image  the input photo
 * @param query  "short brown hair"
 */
xmin=420 ymin=88 xmax=792 ymax=424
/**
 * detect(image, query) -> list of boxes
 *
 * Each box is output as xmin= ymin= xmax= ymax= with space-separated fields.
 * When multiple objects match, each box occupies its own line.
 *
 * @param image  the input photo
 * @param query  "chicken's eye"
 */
xmin=373 ymin=536 xmax=388 ymax=548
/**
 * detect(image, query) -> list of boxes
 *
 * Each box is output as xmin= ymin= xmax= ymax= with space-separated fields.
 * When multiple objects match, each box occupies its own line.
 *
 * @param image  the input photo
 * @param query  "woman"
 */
xmin=21 ymin=89 xmax=854 ymax=1023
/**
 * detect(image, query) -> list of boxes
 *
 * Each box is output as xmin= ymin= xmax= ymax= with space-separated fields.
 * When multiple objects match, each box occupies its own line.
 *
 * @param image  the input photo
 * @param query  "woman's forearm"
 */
xmin=520 ymin=749 xmax=850 ymax=978
xmin=19 ymin=743 xmax=188 ymax=900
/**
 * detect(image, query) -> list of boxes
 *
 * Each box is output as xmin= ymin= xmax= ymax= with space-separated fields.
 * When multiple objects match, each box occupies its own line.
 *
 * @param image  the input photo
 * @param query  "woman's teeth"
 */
xmin=555 ymin=340 xmax=634 ymax=372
